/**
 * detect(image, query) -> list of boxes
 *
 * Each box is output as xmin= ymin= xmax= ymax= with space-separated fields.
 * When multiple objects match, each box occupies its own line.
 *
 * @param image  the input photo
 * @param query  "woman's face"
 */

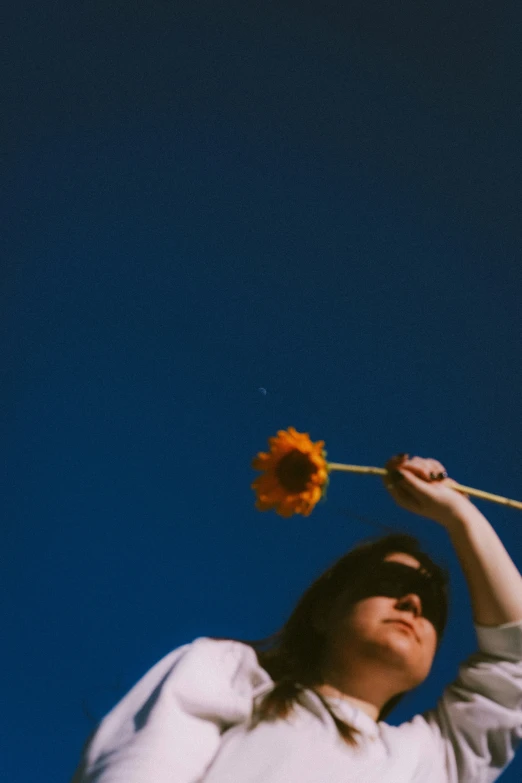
xmin=323 ymin=552 xmax=439 ymax=693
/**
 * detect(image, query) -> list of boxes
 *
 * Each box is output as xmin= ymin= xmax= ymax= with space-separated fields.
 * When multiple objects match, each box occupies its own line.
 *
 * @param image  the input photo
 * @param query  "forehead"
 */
xmin=384 ymin=551 xmax=422 ymax=570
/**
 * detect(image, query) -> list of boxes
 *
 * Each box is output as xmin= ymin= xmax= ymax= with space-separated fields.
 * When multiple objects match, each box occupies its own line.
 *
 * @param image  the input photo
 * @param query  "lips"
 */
xmin=386 ymin=619 xmax=418 ymax=639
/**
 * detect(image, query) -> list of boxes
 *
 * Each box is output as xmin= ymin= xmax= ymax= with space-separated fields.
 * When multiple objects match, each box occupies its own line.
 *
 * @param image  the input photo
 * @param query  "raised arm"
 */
xmin=384 ymin=455 xmax=522 ymax=783
xmin=383 ymin=453 xmax=522 ymax=626
xmin=441 ymin=500 xmax=522 ymax=626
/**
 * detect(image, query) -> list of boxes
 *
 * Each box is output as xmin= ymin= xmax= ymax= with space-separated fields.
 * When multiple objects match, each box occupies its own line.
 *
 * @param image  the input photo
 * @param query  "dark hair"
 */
xmin=220 ymin=533 xmax=450 ymax=748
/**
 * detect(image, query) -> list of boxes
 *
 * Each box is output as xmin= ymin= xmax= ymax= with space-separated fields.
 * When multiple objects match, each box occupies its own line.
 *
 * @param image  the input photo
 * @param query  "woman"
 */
xmin=70 ymin=454 xmax=522 ymax=782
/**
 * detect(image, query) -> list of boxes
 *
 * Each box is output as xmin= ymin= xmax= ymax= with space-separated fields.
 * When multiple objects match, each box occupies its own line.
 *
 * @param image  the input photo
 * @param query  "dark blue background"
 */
xmin=3 ymin=2 xmax=522 ymax=780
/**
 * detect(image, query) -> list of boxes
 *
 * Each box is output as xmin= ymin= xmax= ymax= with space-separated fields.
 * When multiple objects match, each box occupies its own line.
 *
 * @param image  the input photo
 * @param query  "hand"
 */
xmin=382 ymin=454 xmax=473 ymax=526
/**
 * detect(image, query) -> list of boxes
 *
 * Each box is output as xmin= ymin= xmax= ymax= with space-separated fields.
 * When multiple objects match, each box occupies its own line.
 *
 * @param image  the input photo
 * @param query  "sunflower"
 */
xmin=251 ymin=427 xmax=522 ymax=517
xmin=251 ymin=427 xmax=330 ymax=517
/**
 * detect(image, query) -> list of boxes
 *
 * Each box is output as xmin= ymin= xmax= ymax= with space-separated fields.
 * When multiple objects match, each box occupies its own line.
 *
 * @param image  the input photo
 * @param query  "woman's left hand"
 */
xmin=382 ymin=454 xmax=473 ymax=526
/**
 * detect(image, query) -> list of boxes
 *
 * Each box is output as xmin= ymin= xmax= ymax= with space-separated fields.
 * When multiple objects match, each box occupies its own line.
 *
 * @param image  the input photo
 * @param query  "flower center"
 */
xmin=275 ymin=449 xmax=316 ymax=492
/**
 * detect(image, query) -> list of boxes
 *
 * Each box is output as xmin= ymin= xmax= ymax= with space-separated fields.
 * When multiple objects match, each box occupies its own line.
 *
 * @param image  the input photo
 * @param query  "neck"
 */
xmin=315 ymin=657 xmax=407 ymax=721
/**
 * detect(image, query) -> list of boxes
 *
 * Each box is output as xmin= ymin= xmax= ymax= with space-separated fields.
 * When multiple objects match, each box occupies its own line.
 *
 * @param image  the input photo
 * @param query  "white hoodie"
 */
xmin=71 ymin=620 xmax=522 ymax=783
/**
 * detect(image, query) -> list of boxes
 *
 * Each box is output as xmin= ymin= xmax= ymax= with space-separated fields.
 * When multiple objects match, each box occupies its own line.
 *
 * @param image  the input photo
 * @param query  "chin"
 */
xmin=374 ymin=639 xmax=425 ymax=677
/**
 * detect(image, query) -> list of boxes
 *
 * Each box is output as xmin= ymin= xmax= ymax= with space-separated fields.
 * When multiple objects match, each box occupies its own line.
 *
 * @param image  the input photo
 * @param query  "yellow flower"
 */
xmin=251 ymin=428 xmax=522 ymax=516
xmin=251 ymin=427 xmax=329 ymax=517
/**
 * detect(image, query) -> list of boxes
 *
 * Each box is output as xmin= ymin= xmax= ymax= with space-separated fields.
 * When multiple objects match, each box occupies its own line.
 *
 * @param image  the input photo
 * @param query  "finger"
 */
xmin=392 ymin=467 xmax=433 ymax=496
xmin=398 ymin=469 xmax=458 ymax=504
xmin=398 ymin=461 xmax=431 ymax=482
xmin=382 ymin=455 xmax=409 ymax=487
xmin=403 ymin=457 xmax=447 ymax=482
xmin=383 ymin=471 xmax=422 ymax=508
xmin=429 ymin=468 xmax=449 ymax=481
xmin=414 ymin=457 xmax=447 ymax=479
xmin=406 ymin=471 xmax=470 ymax=503
xmin=384 ymin=453 xmax=410 ymax=470
xmin=384 ymin=468 xmax=417 ymax=495
xmin=427 ymin=459 xmax=448 ymax=481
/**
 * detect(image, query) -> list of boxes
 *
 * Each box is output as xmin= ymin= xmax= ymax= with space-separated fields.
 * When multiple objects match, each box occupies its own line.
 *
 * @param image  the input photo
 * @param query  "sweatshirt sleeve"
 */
xmin=70 ymin=637 xmax=267 ymax=783
xmin=416 ymin=620 xmax=522 ymax=783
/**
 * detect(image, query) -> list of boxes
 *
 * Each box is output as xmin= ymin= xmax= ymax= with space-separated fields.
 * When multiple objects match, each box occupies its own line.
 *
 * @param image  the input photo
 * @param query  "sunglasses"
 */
xmin=347 ymin=561 xmax=446 ymax=635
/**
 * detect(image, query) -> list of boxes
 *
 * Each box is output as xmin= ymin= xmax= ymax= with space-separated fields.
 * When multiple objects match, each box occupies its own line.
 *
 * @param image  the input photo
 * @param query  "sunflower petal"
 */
xmin=251 ymin=427 xmax=329 ymax=518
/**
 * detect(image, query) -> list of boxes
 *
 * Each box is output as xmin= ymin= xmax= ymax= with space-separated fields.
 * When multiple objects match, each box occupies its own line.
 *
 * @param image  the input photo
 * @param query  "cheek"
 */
xmin=419 ymin=624 xmax=438 ymax=668
xmin=426 ymin=626 xmax=439 ymax=656
xmin=419 ymin=617 xmax=438 ymax=646
xmin=346 ymin=597 xmax=391 ymax=630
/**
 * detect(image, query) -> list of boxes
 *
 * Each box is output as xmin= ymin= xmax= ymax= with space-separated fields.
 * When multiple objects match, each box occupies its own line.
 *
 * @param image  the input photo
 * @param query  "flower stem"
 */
xmin=326 ymin=463 xmax=522 ymax=511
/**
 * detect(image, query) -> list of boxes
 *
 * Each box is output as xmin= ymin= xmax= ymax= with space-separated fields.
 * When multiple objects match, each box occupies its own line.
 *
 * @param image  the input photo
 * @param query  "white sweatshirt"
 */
xmin=71 ymin=621 xmax=522 ymax=783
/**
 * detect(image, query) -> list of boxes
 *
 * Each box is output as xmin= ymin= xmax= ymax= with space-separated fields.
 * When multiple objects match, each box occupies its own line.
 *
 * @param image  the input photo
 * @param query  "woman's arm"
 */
xmin=383 ymin=454 xmax=522 ymax=627
xmin=441 ymin=500 xmax=522 ymax=627
xmin=384 ymin=456 xmax=522 ymax=782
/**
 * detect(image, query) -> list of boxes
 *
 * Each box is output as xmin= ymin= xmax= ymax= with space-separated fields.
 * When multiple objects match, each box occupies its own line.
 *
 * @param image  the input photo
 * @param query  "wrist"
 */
xmin=435 ymin=495 xmax=478 ymax=529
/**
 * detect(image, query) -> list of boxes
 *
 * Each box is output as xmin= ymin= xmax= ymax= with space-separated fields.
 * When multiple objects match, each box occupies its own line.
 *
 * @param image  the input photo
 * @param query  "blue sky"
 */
xmin=3 ymin=2 xmax=522 ymax=781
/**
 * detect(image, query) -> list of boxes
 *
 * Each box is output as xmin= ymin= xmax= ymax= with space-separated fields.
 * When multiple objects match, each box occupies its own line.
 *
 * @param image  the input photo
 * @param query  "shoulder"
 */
xmin=96 ymin=638 xmax=272 ymax=739
xmin=181 ymin=636 xmax=264 ymax=672
xmin=165 ymin=637 xmax=273 ymax=702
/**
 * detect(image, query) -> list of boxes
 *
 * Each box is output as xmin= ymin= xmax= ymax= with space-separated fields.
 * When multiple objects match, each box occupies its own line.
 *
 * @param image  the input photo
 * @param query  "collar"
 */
xmin=252 ymin=678 xmax=380 ymax=740
xmin=321 ymin=693 xmax=380 ymax=738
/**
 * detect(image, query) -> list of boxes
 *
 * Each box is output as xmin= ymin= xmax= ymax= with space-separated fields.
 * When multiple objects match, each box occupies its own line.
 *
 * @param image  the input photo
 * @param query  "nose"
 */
xmin=395 ymin=592 xmax=422 ymax=617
